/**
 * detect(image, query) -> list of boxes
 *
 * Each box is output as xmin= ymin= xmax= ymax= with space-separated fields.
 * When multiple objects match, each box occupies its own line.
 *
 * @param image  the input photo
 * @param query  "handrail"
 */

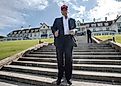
xmin=0 ymin=42 xmax=49 ymax=68
xmin=92 ymin=36 xmax=121 ymax=52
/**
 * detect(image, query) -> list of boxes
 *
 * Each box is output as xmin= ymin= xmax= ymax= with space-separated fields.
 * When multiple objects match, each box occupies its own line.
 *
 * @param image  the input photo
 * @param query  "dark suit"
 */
xmin=51 ymin=17 xmax=76 ymax=81
xmin=87 ymin=29 xmax=92 ymax=43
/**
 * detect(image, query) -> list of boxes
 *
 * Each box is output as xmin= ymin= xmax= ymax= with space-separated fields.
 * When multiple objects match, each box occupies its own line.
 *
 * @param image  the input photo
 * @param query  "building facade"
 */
xmin=76 ymin=15 xmax=121 ymax=36
xmin=6 ymin=16 xmax=121 ymax=41
xmin=7 ymin=23 xmax=53 ymax=40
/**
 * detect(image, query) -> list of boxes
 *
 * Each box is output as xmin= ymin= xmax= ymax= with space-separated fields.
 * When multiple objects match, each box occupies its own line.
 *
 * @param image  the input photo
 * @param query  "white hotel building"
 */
xmin=7 ymin=23 xmax=53 ymax=40
xmin=7 ymin=15 xmax=121 ymax=40
xmin=76 ymin=15 xmax=121 ymax=36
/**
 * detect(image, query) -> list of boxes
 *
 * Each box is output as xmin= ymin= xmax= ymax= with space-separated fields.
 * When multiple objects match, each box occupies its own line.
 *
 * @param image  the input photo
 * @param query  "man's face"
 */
xmin=61 ymin=9 xmax=68 ymax=16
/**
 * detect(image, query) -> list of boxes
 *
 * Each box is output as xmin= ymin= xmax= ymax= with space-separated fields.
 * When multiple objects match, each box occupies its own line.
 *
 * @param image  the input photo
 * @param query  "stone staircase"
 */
xmin=0 ymin=36 xmax=121 ymax=86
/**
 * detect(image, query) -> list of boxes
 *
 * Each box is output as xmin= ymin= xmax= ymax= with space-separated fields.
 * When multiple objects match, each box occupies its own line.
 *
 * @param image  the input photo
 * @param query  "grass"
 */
xmin=0 ymin=38 xmax=54 ymax=60
xmin=95 ymin=34 xmax=121 ymax=43
xmin=40 ymin=38 xmax=54 ymax=44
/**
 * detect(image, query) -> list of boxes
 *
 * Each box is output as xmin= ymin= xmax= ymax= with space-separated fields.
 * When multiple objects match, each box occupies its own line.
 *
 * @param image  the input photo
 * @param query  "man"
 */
xmin=51 ymin=5 xmax=76 ymax=85
xmin=87 ymin=29 xmax=92 ymax=43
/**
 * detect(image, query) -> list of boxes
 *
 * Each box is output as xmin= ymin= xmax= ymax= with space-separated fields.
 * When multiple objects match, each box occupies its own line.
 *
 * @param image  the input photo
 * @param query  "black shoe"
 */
xmin=67 ymin=80 xmax=72 ymax=85
xmin=56 ymin=79 xmax=61 ymax=85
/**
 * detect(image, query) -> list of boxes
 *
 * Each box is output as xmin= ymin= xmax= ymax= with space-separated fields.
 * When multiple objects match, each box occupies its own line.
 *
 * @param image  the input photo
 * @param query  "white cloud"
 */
xmin=0 ymin=0 xmax=48 ymax=30
xmin=71 ymin=5 xmax=86 ymax=20
xmin=88 ymin=0 xmax=121 ymax=21
xmin=25 ymin=0 xmax=48 ymax=10
xmin=53 ymin=0 xmax=86 ymax=20
xmin=54 ymin=0 xmax=121 ymax=22
xmin=82 ymin=0 xmax=89 ymax=2
xmin=53 ymin=0 xmax=71 ymax=7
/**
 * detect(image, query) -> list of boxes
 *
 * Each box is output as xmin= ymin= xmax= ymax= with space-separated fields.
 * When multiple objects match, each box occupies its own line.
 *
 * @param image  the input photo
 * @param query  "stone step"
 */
xmin=0 ymin=81 xmax=17 ymax=86
xmin=0 ymin=79 xmax=34 ymax=86
xmin=43 ymin=46 xmax=112 ymax=49
xmin=11 ymin=61 xmax=121 ymax=73
xmin=18 ymin=57 xmax=121 ymax=65
xmin=0 ymin=71 xmax=56 ymax=86
xmin=40 ymin=46 xmax=113 ymax=50
xmin=1 ymin=65 xmax=121 ymax=83
xmin=0 ymin=71 xmax=118 ymax=86
xmin=37 ymin=49 xmax=116 ymax=52
xmin=24 ymin=54 xmax=121 ymax=60
xmin=46 ymin=43 xmax=111 ymax=47
xmin=30 ymin=51 xmax=121 ymax=55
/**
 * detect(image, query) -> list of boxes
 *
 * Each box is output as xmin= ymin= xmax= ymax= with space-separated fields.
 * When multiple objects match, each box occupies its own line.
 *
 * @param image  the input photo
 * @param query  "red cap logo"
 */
xmin=61 ymin=5 xmax=68 ymax=11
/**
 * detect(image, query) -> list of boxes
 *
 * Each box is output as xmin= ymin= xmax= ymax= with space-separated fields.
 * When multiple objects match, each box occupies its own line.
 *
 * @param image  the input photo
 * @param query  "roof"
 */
xmin=80 ymin=20 xmax=113 ymax=28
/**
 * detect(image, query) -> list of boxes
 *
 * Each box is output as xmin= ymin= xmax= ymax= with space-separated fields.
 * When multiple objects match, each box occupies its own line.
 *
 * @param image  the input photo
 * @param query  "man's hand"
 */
xmin=54 ymin=30 xmax=59 ymax=37
xmin=69 ymin=30 xmax=75 ymax=35
xmin=69 ymin=29 xmax=77 ymax=35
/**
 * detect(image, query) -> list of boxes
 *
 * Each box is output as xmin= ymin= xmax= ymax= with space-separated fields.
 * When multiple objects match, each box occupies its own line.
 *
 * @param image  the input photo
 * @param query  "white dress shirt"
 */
xmin=63 ymin=16 xmax=70 ymax=35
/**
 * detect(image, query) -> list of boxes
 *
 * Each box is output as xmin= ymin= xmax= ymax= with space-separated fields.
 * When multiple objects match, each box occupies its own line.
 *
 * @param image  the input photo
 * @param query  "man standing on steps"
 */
xmin=87 ymin=29 xmax=92 ymax=43
xmin=51 ymin=5 xmax=76 ymax=85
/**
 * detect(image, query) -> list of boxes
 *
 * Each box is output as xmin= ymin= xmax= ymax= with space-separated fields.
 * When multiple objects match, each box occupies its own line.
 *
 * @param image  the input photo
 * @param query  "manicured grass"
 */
xmin=0 ymin=38 xmax=54 ymax=60
xmin=40 ymin=38 xmax=54 ymax=44
xmin=0 ymin=40 xmax=38 ymax=60
xmin=95 ymin=34 xmax=121 ymax=43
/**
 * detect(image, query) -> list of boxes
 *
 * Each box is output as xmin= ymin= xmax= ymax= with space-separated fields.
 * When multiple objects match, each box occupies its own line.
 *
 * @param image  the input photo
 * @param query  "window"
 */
xmin=77 ymin=23 xmax=80 ymax=26
xmin=98 ymin=23 xmax=103 ymax=27
xmin=30 ymin=33 xmax=32 ymax=37
xmin=34 ymin=33 xmax=37 ymax=37
xmin=86 ymin=24 xmax=90 ymax=28
xmin=93 ymin=28 xmax=96 ymax=32
xmin=42 ymin=30 xmax=47 ymax=34
xmin=106 ymin=27 xmax=109 ymax=31
xmin=118 ymin=29 xmax=121 ymax=32
xmin=102 ymin=33 xmax=105 ymax=35
xmin=117 ymin=23 xmax=121 ymax=29
xmin=91 ymin=24 xmax=96 ymax=27
xmin=104 ymin=23 xmax=109 ymax=26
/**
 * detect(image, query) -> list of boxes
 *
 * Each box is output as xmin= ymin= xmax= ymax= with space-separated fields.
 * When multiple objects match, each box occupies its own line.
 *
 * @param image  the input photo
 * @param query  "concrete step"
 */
xmin=37 ymin=49 xmax=116 ymax=52
xmin=0 ymin=71 xmax=56 ymax=86
xmin=0 ymin=81 xmax=17 ymax=86
xmin=0 ymin=79 xmax=35 ymax=86
xmin=0 ymin=71 xmax=118 ymax=86
xmin=40 ymin=46 xmax=113 ymax=50
xmin=1 ymin=65 xmax=121 ymax=83
xmin=30 ymin=51 xmax=121 ymax=55
xmin=45 ymin=43 xmax=111 ymax=47
xmin=18 ymin=57 xmax=121 ymax=65
xmin=11 ymin=61 xmax=121 ymax=73
xmin=24 ymin=54 xmax=121 ymax=60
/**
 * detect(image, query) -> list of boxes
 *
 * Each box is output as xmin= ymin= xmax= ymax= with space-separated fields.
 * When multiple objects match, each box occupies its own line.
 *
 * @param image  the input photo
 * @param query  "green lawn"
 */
xmin=95 ymin=34 xmax=121 ymax=43
xmin=0 ymin=38 xmax=54 ymax=60
xmin=40 ymin=38 xmax=54 ymax=44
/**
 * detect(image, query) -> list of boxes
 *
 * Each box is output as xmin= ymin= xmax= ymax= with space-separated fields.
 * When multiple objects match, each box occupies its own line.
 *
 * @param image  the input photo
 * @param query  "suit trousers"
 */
xmin=87 ymin=35 xmax=92 ymax=43
xmin=55 ymin=35 xmax=73 ymax=81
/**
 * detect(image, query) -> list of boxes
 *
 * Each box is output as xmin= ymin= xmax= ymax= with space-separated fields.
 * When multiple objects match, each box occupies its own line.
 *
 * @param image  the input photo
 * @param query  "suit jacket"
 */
xmin=51 ymin=17 xmax=76 ymax=47
xmin=51 ymin=17 xmax=76 ymax=37
xmin=87 ymin=29 xmax=92 ymax=36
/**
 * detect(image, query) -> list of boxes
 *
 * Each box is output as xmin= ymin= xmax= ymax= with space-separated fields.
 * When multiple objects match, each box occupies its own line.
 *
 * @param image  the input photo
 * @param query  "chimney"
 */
xmin=93 ymin=18 xmax=95 ymax=23
xmin=82 ymin=19 xmax=84 ymax=23
xmin=29 ymin=25 xmax=31 ymax=29
xmin=40 ymin=23 xmax=43 ymax=25
xmin=105 ymin=17 xmax=107 ymax=22
xmin=117 ymin=15 xmax=119 ymax=18
xmin=21 ymin=26 xmax=23 ymax=30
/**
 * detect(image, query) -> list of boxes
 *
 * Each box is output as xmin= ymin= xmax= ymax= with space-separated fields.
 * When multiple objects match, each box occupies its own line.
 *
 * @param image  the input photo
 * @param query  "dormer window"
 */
xmin=91 ymin=24 xmax=96 ymax=27
xmin=104 ymin=23 xmax=109 ymax=26
xmin=98 ymin=23 xmax=103 ymax=27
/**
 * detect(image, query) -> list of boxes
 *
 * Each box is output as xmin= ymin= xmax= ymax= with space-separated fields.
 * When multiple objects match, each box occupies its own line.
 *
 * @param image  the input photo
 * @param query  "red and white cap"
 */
xmin=61 ymin=5 xmax=68 ymax=11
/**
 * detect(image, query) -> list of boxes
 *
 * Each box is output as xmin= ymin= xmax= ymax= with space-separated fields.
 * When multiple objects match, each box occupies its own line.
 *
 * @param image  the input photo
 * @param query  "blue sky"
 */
xmin=0 ymin=0 xmax=121 ymax=36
